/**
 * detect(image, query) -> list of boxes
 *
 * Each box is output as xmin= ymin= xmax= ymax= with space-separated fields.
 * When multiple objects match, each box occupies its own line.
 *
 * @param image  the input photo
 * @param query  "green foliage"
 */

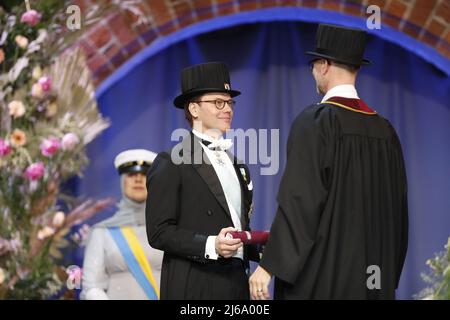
xmin=0 ymin=1 xmax=113 ymax=299
xmin=415 ymin=237 xmax=450 ymax=300
xmin=0 ymin=0 xmax=146 ymax=300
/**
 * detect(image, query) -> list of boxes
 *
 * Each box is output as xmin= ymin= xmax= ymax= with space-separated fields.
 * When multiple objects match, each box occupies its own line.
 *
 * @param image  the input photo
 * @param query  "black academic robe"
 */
xmin=260 ymin=98 xmax=408 ymax=300
xmin=145 ymin=133 xmax=260 ymax=299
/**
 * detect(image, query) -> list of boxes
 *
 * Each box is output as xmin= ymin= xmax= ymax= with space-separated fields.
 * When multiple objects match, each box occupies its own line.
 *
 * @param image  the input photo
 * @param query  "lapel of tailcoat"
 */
xmin=181 ymin=133 xmax=233 ymax=223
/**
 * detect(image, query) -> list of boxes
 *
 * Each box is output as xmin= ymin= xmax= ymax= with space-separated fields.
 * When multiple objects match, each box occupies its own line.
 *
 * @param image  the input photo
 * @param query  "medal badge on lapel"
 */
xmin=239 ymin=167 xmax=253 ymax=191
xmin=239 ymin=168 xmax=247 ymax=183
xmin=248 ymin=201 xmax=254 ymax=219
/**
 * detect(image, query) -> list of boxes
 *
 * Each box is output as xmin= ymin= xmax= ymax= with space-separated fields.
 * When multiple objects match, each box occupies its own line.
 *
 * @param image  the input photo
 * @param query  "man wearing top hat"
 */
xmin=249 ymin=24 xmax=408 ymax=300
xmin=145 ymin=62 xmax=260 ymax=299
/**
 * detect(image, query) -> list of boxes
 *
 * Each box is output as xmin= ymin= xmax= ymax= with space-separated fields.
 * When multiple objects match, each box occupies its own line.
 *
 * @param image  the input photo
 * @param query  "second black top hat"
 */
xmin=306 ymin=24 xmax=371 ymax=66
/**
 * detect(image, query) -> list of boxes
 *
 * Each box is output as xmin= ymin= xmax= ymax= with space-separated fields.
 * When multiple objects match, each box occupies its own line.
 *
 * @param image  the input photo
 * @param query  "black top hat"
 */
xmin=306 ymin=24 xmax=371 ymax=66
xmin=173 ymin=62 xmax=241 ymax=108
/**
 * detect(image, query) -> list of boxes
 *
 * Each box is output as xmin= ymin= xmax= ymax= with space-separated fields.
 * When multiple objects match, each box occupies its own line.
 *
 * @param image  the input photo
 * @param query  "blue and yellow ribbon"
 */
xmin=108 ymin=226 xmax=160 ymax=300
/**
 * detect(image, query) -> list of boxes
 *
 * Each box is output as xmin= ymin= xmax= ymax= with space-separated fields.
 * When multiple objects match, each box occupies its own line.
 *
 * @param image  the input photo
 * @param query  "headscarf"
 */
xmin=93 ymin=175 xmax=146 ymax=228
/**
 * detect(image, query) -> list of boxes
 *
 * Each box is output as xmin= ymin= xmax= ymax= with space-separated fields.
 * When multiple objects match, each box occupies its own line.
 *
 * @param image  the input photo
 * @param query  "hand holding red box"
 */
xmin=226 ymin=231 xmax=269 ymax=245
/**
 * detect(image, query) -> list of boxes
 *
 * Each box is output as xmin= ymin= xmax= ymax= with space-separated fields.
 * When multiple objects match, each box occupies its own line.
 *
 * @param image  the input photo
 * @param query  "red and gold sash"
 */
xmin=324 ymin=96 xmax=377 ymax=115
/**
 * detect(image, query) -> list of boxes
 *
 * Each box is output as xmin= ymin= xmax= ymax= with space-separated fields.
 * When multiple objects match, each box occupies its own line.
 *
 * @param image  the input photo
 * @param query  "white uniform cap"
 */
xmin=114 ymin=149 xmax=157 ymax=174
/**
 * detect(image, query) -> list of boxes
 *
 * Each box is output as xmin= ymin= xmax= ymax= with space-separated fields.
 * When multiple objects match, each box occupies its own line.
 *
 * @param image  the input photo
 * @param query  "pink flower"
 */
xmin=67 ymin=266 xmax=82 ymax=283
xmin=38 ymin=76 xmax=52 ymax=92
xmin=40 ymin=137 xmax=60 ymax=157
xmin=20 ymin=10 xmax=42 ymax=27
xmin=25 ymin=162 xmax=45 ymax=181
xmin=0 ymin=139 xmax=12 ymax=156
xmin=61 ymin=133 xmax=80 ymax=151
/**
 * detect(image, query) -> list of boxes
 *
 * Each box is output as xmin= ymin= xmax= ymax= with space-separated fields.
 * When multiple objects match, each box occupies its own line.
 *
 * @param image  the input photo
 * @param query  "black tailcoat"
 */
xmin=146 ymin=133 xmax=259 ymax=299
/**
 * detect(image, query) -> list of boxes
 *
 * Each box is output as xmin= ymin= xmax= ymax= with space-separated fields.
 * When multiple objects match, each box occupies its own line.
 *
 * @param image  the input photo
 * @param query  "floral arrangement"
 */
xmin=416 ymin=236 xmax=450 ymax=300
xmin=0 ymin=0 xmax=145 ymax=299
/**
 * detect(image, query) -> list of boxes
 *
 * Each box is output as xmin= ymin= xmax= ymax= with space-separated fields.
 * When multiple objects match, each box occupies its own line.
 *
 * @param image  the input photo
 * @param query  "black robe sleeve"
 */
xmin=390 ymin=126 xmax=409 ymax=288
xmin=260 ymin=106 xmax=332 ymax=284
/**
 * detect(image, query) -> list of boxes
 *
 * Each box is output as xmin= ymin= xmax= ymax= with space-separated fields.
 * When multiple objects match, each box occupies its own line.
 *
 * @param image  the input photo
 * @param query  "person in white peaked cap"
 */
xmin=81 ymin=149 xmax=163 ymax=300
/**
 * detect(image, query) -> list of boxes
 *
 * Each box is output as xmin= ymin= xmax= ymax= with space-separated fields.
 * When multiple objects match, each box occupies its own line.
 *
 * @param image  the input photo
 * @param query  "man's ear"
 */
xmin=325 ymin=60 xmax=333 ymax=75
xmin=189 ymin=102 xmax=198 ymax=118
xmin=320 ymin=60 xmax=330 ymax=76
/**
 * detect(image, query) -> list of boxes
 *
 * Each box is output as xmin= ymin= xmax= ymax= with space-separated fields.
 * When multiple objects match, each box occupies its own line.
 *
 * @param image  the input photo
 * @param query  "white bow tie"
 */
xmin=207 ymin=139 xmax=233 ymax=151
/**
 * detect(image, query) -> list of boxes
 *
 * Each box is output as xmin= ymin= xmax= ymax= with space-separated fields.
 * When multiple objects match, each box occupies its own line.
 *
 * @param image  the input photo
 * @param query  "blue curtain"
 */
xmin=77 ymin=21 xmax=450 ymax=299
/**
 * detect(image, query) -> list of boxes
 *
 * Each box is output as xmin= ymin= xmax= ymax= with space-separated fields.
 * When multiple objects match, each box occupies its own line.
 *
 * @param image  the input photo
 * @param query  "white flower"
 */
xmin=8 ymin=57 xmax=29 ymax=83
xmin=31 ymin=83 xmax=44 ymax=99
xmin=15 ymin=35 xmax=28 ymax=49
xmin=61 ymin=133 xmax=80 ymax=150
xmin=0 ymin=267 xmax=5 ymax=284
xmin=32 ymin=66 xmax=42 ymax=80
xmin=26 ymin=29 xmax=48 ymax=55
xmin=8 ymin=100 xmax=26 ymax=118
xmin=52 ymin=211 xmax=65 ymax=228
xmin=37 ymin=226 xmax=55 ymax=240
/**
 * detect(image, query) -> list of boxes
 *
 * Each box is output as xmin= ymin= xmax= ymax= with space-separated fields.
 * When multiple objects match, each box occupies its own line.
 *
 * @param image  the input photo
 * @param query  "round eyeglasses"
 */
xmin=192 ymin=98 xmax=236 ymax=110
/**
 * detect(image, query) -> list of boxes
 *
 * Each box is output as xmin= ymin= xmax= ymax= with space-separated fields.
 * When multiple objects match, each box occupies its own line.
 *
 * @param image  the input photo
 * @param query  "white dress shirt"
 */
xmin=192 ymin=129 xmax=244 ymax=261
xmin=321 ymin=84 xmax=359 ymax=102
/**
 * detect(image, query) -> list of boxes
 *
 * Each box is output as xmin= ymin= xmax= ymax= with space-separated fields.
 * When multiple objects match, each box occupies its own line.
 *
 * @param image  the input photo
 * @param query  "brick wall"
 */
xmin=73 ymin=0 xmax=450 ymax=84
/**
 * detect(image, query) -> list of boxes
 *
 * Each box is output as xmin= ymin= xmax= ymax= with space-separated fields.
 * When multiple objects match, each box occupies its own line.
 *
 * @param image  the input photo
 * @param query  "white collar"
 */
xmin=192 ymin=129 xmax=222 ymax=143
xmin=192 ymin=129 xmax=234 ymax=151
xmin=321 ymin=84 xmax=359 ymax=102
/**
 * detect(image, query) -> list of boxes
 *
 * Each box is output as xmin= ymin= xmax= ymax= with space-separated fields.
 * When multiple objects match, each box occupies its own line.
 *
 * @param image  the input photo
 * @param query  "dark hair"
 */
xmin=184 ymin=95 xmax=201 ymax=127
xmin=330 ymin=60 xmax=360 ymax=73
xmin=183 ymin=102 xmax=193 ymax=127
